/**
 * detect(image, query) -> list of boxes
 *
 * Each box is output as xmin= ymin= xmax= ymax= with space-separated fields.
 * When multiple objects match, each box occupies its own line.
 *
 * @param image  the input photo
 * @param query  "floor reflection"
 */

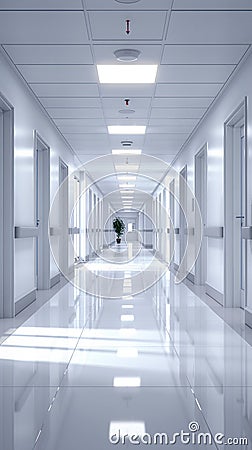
xmin=0 ymin=249 xmax=251 ymax=449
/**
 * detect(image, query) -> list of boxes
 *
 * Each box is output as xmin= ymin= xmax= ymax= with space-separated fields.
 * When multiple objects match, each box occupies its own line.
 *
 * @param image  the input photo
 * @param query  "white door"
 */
xmin=34 ymin=133 xmax=50 ymax=290
xmin=195 ymin=145 xmax=207 ymax=285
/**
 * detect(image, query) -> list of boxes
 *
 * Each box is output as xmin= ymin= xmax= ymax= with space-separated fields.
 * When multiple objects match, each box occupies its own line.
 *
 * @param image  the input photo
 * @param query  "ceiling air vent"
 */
xmin=115 ymin=0 xmax=141 ymax=3
xmin=121 ymin=140 xmax=133 ymax=147
xmin=114 ymin=49 xmax=141 ymax=62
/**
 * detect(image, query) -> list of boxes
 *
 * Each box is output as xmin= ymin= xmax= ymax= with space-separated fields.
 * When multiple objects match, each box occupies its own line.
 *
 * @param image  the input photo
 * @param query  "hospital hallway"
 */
xmin=0 ymin=246 xmax=251 ymax=449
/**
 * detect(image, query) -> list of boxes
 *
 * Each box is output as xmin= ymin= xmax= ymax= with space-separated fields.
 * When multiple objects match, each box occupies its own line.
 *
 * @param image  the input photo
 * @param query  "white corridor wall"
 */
xmin=172 ymin=48 xmax=252 ymax=308
xmin=0 ymin=49 xmax=77 ymax=305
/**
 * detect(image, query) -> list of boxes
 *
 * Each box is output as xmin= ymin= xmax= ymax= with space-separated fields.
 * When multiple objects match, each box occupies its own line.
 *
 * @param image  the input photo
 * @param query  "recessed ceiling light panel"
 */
xmin=114 ymin=49 xmax=141 ymax=62
xmin=97 ymin=65 xmax=157 ymax=84
xmin=108 ymin=126 xmax=146 ymax=135
xmin=112 ymin=149 xmax=142 ymax=155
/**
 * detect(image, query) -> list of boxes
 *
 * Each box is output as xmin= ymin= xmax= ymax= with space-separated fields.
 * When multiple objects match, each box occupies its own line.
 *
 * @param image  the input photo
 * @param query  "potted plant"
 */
xmin=113 ymin=217 xmax=125 ymax=244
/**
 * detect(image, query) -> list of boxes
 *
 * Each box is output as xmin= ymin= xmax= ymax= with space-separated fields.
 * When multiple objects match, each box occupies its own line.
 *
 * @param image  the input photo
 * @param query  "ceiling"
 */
xmin=0 ymin=0 xmax=251 ymax=206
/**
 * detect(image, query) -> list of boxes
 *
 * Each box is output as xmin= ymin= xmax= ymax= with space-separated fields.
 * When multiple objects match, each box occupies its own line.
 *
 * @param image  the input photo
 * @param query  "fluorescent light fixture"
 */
xmin=112 ymin=149 xmax=142 ymax=155
xmin=117 ymin=348 xmax=138 ymax=358
xmin=121 ymin=315 xmax=134 ymax=322
xmin=121 ymin=196 xmax=134 ymax=199
xmin=109 ymin=126 xmax=146 ymax=135
xmin=120 ymin=190 xmax=135 ymax=194
xmin=118 ymin=175 xmax=136 ymax=181
xmin=113 ymin=377 xmax=141 ymax=387
xmin=97 ymin=65 xmax=157 ymax=84
xmin=119 ymin=184 xmax=135 ymax=188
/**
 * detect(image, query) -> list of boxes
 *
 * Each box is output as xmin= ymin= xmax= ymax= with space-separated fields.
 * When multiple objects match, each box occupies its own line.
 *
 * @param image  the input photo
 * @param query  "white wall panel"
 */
xmin=173 ymin=47 xmax=252 ymax=297
xmin=0 ymin=49 xmax=77 ymax=302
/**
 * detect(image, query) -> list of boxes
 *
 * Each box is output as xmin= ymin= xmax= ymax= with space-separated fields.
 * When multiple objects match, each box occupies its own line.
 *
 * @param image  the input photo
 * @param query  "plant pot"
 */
xmin=116 ymin=238 xmax=121 ymax=244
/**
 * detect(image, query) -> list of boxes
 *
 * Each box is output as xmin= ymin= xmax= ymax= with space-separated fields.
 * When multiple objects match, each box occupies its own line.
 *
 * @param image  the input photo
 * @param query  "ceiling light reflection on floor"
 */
xmin=119 ymin=328 xmax=136 ymax=336
xmin=121 ymin=315 xmax=134 ymax=322
xmin=116 ymin=348 xmax=138 ymax=358
xmin=109 ymin=421 xmax=146 ymax=442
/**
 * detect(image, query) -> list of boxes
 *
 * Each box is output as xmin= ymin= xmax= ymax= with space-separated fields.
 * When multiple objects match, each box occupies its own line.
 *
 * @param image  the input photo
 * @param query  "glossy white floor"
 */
xmin=0 ymin=247 xmax=252 ymax=449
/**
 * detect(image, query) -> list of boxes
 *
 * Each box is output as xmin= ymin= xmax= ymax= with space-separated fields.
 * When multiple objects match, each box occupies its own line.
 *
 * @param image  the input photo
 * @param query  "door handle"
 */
xmin=235 ymin=216 xmax=245 ymax=219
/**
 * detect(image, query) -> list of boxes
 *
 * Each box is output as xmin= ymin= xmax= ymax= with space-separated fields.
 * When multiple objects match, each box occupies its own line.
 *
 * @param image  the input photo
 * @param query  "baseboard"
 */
xmin=15 ymin=289 xmax=36 ymax=315
xmin=186 ymin=272 xmax=195 ymax=284
xmin=245 ymin=308 xmax=252 ymax=329
xmin=205 ymin=283 xmax=223 ymax=305
xmin=50 ymin=273 xmax=60 ymax=288
xmin=173 ymin=262 xmax=179 ymax=271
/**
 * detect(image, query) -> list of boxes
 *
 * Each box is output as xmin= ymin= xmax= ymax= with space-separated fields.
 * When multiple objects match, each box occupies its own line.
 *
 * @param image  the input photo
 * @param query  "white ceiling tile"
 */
xmin=162 ymin=45 xmax=248 ymax=64
xmin=104 ymin=109 xmax=149 ymax=119
xmin=145 ymin=134 xmax=188 ymax=144
xmin=46 ymin=108 xmax=104 ymax=119
xmin=100 ymin=84 xmax=155 ymax=97
xmin=150 ymin=108 xmax=206 ymax=119
xmin=106 ymin=118 xmax=147 ymax=126
xmin=149 ymin=118 xmax=199 ymax=127
xmin=0 ymin=12 xmax=88 ymax=44
xmin=17 ymin=65 xmax=97 ymax=83
xmin=60 ymin=126 xmax=107 ymax=134
xmin=102 ymin=97 xmax=151 ymax=109
xmin=152 ymin=97 xmax=214 ymax=108
xmin=173 ymin=0 xmax=252 ymax=10
xmin=30 ymin=83 xmax=99 ymax=97
xmin=54 ymin=118 xmax=106 ymax=127
xmin=93 ymin=45 xmax=162 ymax=64
xmin=3 ymin=45 xmax=93 ymax=64
xmin=0 ymin=0 xmax=83 ymax=9
xmin=86 ymin=0 xmax=172 ymax=10
xmin=167 ymin=11 xmax=252 ymax=44
xmin=109 ymin=135 xmax=144 ymax=147
xmin=147 ymin=125 xmax=194 ymax=134
xmin=40 ymin=98 xmax=102 ymax=108
xmin=88 ymin=11 xmax=167 ymax=40
xmin=157 ymin=64 xmax=235 ymax=83
xmin=155 ymin=83 xmax=222 ymax=97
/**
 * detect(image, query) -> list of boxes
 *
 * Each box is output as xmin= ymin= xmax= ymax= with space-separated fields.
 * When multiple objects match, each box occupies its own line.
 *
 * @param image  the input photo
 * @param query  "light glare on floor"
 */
xmin=119 ymin=328 xmax=136 ymax=336
xmin=121 ymin=314 xmax=134 ymax=322
xmin=109 ymin=126 xmax=146 ymax=135
xmin=109 ymin=421 xmax=146 ymax=441
xmin=122 ymin=305 xmax=134 ymax=309
xmin=97 ymin=65 xmax=157 ymax=83
xmin=117 ymin=348 xmax=138 ymax=358
xmin=113 ymin=377 xmax=141 ymax=387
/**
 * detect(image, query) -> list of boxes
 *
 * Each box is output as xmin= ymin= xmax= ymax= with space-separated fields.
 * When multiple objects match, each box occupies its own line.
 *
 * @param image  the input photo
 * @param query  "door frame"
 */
xmin=169 ymin=179 xmax=175 ymax=268
xmin=34 ymin=131 xmax=50 ymax=290
xmin=195 ymin=143 xmax=207 ymax=285
xmin=59 ymin=158 xmax=69 ymax=276
xmin=224 ymin=98 xmax=247 ymax=308
xmin=0 ymin=93 xmax=14 ymax=318
xmin=179 ymin=165 xmax=187 ymax=266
